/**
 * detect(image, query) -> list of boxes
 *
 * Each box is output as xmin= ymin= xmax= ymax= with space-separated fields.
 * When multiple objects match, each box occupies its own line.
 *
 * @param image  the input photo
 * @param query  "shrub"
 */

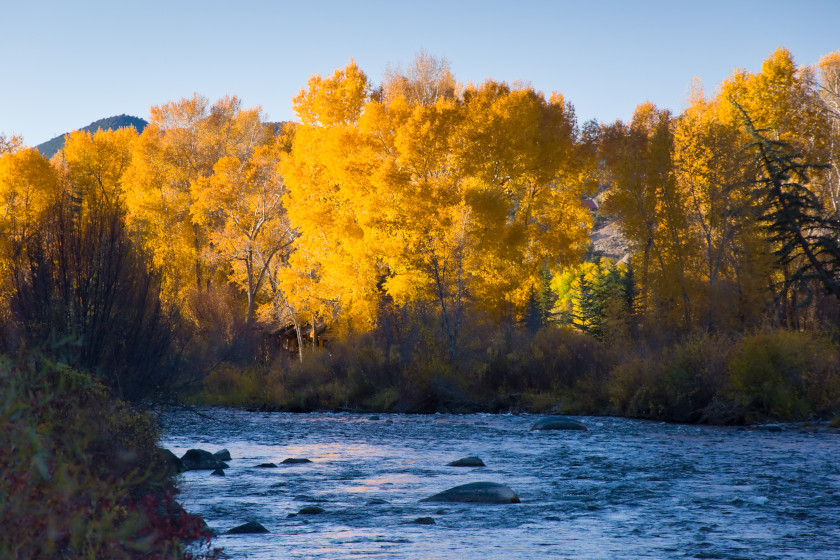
xmin=608 ymin=334 xmax=731 ymax=422
xmin=727 ymin=330 xmax=840 ymax=420
xmin=0 ymin=354 xmax=216 ymax=559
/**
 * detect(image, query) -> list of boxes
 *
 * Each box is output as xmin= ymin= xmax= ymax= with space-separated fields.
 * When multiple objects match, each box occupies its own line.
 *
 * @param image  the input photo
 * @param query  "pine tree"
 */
xmin=737 ymin=103 xmax=840 ymax=302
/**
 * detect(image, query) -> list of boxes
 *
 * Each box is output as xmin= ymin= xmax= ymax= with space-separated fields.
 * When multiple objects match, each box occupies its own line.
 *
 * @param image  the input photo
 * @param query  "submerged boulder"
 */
xmin=530 ymin=416 xmax=588 ymax=431
xmin=448 ymin=456 xmax=486 ymax=467
xmin=256 ymin=462 xmax=278 ymax=468
xmin=181 ymin=449 xmax=228 ymax=470
xmin=213 ymin=448 xmax=232 ymax=461
xmin=282 ymin=458 xmax=312 ymax=464
xmin=421 ymin=482 xmax=520 ymax=504
xmin=406 ymin=517 xmax=435 ymax=525
xmin=211 ymin=468 xmax=225 ymax=477
xmin=225 ymin=521 xmax=269 ymax=534
xmin=298 ymin=506 xmax=324 ymax=515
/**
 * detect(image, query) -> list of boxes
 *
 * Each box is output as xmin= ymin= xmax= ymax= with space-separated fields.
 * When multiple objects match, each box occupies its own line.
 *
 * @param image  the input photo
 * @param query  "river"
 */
xmin=161 ymin=409 xmax=840 ymax=559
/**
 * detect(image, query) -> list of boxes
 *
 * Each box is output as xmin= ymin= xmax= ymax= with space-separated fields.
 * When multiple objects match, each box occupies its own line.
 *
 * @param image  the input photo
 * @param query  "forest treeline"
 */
xmin=3 ymin=48 xmax=840 ymax=425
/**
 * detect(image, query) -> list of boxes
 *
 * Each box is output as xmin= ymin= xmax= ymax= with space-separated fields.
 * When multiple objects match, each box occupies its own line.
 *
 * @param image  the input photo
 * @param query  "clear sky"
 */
xmin=2 ymin=0 xmax=838 ymax=147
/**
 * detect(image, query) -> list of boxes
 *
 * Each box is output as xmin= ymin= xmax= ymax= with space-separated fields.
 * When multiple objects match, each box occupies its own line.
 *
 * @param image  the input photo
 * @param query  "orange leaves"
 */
xmin=61 ymin=127 xmax=137 ymax=210
xmin=281 ymin=57 xmax=594 ymax=332
xmin=0 ymin=148 xmax=59 ymax=240
xmin=293 ymin=61 xmax=370 ymax=126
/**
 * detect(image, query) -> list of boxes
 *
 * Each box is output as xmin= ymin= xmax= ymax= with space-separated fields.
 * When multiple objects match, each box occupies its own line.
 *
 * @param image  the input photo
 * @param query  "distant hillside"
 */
xmin=36 ymin=114 xmax=147 ymax=159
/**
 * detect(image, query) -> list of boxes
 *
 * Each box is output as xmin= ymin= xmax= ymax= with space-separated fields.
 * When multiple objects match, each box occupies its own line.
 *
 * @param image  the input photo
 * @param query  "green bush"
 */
xmin=608 ymin=334 xmax=731 ymax=422
xmin=0 ymin=354 xmax=216 ymax=559
xmin=727 ymin=330 xmax=840 ymax=420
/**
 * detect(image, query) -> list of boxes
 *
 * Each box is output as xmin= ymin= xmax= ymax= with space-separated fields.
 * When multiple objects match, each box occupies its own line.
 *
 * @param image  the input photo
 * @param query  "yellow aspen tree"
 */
xmin=814 ymin=52 xmax=840 ymax=219
xmin=673 ymin=86 xmax=762 ymax=329
xmin=0 ymin=148 xmax=60 ymax=243
xmin=280 ymin=62 xmax=381 ymax=334
xmin=601 ymin=103 xmax=696 ymax=330
xmin=0 ymin=148 xmax=61 ymax=320
xmin=718 ymin=48 xmax=834 ymax=325
xmin=0 ymin=134 xmax=22 ymax=155
xmin=125 ymin=94 xmax=271 ymax=319
xmin=282 ymin=56 xmax=594 ymax=359
xmin=190 ymin=134 xmax=296 ymax=325
xmin=59 ymin=128 xmax=138 ymax=215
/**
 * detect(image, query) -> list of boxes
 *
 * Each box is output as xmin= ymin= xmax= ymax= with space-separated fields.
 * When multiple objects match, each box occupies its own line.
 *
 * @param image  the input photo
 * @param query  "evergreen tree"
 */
xmin=738 ymin=103 xmax=840 ymax=302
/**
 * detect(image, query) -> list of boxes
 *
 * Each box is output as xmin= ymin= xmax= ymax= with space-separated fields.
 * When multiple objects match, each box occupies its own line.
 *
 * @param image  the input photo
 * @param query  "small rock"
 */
xmin=406 ymin=517 xmax=435 ymax=525
xmin=367 ymin=498 xmax=387 ymax=505
xmin=225 ymin=521 xmax=269 ymax=534
xmin=421 ymin=482 xmax=520 ymax=504
xmin=214 ymin=449 xmax=232 ymax=461
xmin=368 ymin=415 xmax=381 ymax=421
xmin=282 ymin=458 xmax=312 ymax=464
xmin=448 ymin=456 xmax=485 ymax=467
xmin=298 ymin=506 xmax=324 ymax=515
xmin=211 ymin=468 xmax=225 ymax=476
xmin=530 ymin=416 xmax=588 ymax=431
xmin=762 ymin=424 xmax=783 ymax=432
xmin=256 ymin=463 xmax=278 ymax=468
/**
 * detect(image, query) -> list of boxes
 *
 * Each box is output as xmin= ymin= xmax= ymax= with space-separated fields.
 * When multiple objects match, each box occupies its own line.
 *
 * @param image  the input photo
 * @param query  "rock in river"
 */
xmin=282 ymin=458 xmax=312 ymax=464
xmin=298 ymin=506 xmax=324 ymax=515
xmin=225 ymin=521 xmax=269 ymax=534
xmin=181 ymin=449 xmax=229 ymax=470
xmin=421 ymin=482 xmax=520 ymax=504
xmin=214 ymin=448 xmax=232 ymax=461
xmin=530 ymin=416 xmax=588 ymax=431
xmin=448 ymin=456 xmax=486 ymax=467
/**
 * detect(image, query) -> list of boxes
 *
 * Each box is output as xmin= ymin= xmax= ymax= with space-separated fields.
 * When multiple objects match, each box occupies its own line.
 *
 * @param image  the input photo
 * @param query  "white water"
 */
xmin=161 ymin=409 xmax=840 ymax=559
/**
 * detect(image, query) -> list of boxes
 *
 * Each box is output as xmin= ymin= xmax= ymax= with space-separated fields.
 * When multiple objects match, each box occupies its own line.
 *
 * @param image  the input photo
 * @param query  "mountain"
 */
xmin=36 ymin=114 xmax=148 ymax=159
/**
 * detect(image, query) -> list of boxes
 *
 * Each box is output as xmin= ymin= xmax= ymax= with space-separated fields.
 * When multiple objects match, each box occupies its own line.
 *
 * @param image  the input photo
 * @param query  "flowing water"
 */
xmin=161 ymin=409 xmax=840 ymax=559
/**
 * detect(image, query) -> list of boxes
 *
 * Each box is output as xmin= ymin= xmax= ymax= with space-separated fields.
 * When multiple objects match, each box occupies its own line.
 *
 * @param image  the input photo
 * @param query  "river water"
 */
xmin=161 ymin=409 xmax=840 ymax=559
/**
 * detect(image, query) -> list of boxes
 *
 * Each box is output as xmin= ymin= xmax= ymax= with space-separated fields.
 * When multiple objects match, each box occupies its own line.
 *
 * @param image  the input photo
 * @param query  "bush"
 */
xmin=0 ymin=354 xmax=216 ymax=559
xmin=608 ymin=334 xmax=731 ymax=422
xmin=727 ymin=330 xmax=840 ymax=420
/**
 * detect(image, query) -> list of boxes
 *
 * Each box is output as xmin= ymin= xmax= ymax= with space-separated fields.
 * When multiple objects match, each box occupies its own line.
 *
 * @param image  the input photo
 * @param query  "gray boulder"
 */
xmin=213 ymin=448 xmax=232 ymax=461
xmin=448 ymin=456 xmax=485 ymax=467
xmin=256 ymin=462 xmax=278 ymax=468
xmin=225 ymin=521 xmax=269 ymax=534
xmin=181 ymin=449 xmax=228 ymax=470
xmin=282 ymin=458 xmax=312 ymax=464
xmin=298 ymin=506 xmax=324 ymax=515
xmin=530 ymin=416 xmax=588 ymax=431
xmin=421 ymin=482 xmax=520 ymax=504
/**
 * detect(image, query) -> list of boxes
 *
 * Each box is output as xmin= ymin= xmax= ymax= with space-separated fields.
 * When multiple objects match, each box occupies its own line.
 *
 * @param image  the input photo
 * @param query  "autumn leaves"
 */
xmin=282 ymin=60 xmax=593 ymax=356
xmin=2 ymin=47 xmax=839 ymax=359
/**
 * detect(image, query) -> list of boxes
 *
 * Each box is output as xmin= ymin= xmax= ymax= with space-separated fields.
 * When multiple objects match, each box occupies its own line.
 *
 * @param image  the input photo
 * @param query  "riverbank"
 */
xmin=193 ymin=328 xmax=840 ymax=426
xmin=0 ymin=354 xmax=218 ymax=559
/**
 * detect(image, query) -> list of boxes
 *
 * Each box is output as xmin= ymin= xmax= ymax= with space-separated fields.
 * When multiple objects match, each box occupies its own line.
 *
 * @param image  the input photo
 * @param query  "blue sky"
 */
xmin=2 ymin=0 xmax=838 ymax=146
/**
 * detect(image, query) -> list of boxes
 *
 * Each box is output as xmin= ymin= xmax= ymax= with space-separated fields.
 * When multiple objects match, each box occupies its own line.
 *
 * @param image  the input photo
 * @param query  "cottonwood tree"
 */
xmin=281 ymin=56 xmax=593 ymax=362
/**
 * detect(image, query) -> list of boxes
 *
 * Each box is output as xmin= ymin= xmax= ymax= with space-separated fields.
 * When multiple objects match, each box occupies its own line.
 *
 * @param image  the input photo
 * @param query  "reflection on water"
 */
xmin=161 ymin=410 xmax=840 ymax=559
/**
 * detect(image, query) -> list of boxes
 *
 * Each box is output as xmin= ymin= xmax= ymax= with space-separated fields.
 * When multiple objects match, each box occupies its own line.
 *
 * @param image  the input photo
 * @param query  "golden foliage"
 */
xmin=281 ymin=57 xmax=593 ymax=344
